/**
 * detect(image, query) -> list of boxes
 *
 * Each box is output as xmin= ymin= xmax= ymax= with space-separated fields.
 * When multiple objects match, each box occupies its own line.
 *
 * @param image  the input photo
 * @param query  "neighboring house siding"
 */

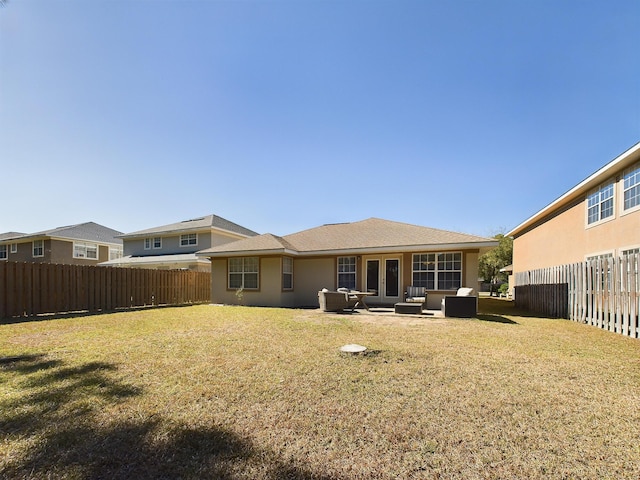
xmin=513 ymin=179 xmax=640 ymax=272
xmin=124 ymin=232 xmax=239 ymax=257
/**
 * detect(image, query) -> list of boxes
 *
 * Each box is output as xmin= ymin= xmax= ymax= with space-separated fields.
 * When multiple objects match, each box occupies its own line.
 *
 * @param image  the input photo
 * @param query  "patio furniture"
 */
xmin=405 ymin=286 xmax=427 ymax=308
xmin=441 ymin=287 xmax=477 ymax=318
xmin=318 ymin=289 xmax=358 ymax=312
xmin=394 ymin=302 xmax=423 ymax=315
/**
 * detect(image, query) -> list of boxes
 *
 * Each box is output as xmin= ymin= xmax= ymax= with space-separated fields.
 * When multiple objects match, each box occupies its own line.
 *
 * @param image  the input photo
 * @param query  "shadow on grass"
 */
xmin=475 ymin=314 xmax=518 ymax=324
xmin=0 ymin=354 xmax=338 ymax=480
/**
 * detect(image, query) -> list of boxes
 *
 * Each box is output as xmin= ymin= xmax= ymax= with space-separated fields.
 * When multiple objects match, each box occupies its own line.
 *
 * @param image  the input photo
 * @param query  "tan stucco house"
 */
xmin=0 ymin=222 xmax=123 ymax=266
xmin=507 ymin=142 xmax=640 ymax=273
xmin=101 ymin=214 xmax=258 ymax=272
xmin=196 ymin=218 xmax=497 ymax=309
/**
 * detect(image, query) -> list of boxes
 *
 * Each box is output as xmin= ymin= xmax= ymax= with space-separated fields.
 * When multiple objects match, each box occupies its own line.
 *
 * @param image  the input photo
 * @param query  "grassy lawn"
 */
xmin=1 ymin=299 xmax=639 ymax=479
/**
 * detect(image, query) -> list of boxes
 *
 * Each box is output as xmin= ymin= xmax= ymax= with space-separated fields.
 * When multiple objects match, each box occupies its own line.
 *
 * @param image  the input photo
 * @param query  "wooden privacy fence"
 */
xmin=0 ymin=262 xmax=211 ymax=320
xmin=515 ymin=253 xmax=639 ymax=339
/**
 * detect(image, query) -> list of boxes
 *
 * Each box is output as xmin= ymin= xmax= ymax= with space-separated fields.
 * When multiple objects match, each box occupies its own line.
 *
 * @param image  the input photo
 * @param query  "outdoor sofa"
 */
xmin=441 ymin=287 xmax=477 ymax=318
xmin=318 ymin=289 xmax=358 ymax=312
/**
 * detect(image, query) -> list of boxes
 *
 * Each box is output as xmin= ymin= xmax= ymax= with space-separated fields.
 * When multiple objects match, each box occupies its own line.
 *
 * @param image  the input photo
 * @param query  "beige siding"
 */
xmin=514 ymin=197 xmax=640 ymax=272
xmin=294 ymin=257 xmax=336 ymax=307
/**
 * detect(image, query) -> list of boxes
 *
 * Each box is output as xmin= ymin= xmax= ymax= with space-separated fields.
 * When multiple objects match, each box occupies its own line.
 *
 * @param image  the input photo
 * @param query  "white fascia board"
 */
xmin=507 ymin=141 xmax=640 ymax=237
xmin=197 ymin=248 xmax=299 ymax=258
xmin=199 ymin=242 xmax=497 ymax=258
xmin=298 ymin=242 xmax=498 ymax=256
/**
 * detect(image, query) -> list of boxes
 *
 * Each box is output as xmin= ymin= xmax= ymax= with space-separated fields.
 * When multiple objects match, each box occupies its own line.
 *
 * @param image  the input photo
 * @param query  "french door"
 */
xmin=365 ymin=257 xmax=401 ymax=304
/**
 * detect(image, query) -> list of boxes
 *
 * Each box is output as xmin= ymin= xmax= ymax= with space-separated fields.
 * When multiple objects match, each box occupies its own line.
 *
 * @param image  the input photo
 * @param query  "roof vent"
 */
xmin=182 ymin=217 xmax=205 ymax=223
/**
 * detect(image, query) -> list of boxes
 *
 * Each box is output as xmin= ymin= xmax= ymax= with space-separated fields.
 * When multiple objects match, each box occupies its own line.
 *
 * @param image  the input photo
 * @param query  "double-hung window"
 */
xmin=623 ymin=162 xmax=640 ymax=213
xmin=180 ymin=233 xmax=197 ymax=247
xmin=412 ymin=252 xmax=462 ymax=290
xmin=10 ymin=244 xmax=17 ymax=254
xmin=228 ymin=257 xmax=259 ymax=289
xmin=282 ymin=257 xmax=293 ymax=290
xmin=337 ymin=256 xmax=356 ymax=290
xmin=587 ymin=181 xmax=614 ymax=225
xmin=33 ymin=240 xmax=44 ymax=258
xmin=0 ymin=245 xmax=7 ymax=260
xmin=74 ymin=242 xmax=98 ymax=259
xmin=109 ymin=247 xmax=123 ymax=260
xmin=144 ymin=238 xmax=151 ymax=250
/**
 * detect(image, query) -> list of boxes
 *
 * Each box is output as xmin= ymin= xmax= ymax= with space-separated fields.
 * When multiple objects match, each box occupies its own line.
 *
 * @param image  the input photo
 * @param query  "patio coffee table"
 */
xmin=394 ymin=302 xmax=423 ymax=314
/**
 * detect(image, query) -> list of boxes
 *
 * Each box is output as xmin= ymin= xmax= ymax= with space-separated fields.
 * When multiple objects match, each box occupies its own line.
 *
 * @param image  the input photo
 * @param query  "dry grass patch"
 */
xmin=1 ymin=300 xmax=639 ymax=479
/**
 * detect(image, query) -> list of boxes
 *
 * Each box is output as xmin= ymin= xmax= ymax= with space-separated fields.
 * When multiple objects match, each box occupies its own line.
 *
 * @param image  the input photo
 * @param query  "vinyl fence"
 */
xmin=0 ymin=261 xmax=211 ymax=320
xmin=515 ymin=253 xmax=640 ymax=339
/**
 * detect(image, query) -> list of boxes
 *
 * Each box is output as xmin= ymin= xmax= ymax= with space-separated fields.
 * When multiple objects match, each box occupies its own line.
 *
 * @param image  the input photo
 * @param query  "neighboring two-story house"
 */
xmin=507 ymin=142 xmax=640 ymax=272
xmin=0 ymin=222 xmax=124 ymax=266
xmin=101 ymin=214 xmax=259 ymax=272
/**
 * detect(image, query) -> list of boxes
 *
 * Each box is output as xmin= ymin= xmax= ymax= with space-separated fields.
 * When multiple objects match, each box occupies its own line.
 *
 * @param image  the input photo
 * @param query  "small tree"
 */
xmin=478 ymin=234 xmax=513 ymax=295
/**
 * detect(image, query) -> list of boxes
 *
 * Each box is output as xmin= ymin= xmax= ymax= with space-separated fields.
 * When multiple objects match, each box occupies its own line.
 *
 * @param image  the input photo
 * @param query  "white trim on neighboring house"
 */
xmin=508 ymin=142 xmax=640 ymax=238
xmin=73 ymin=241 xmax=99 ymax=260
xmin=10 ymin=243 xmax=17 ymax=254
xmin=0 ymin=244 xmax=7 ymax=260
xmin=585 ymin=179 xmax=616 ymax=228
xmin=585 ymin=250 xmax=615 ymax=261
xmin=153 ymin=237 xmax=162 ymax=249
xmin=144 ymin=238 xmax=151 ymax=250
xmin=621 ymin=160 xmax=640 ymax=217
xmin=180 ymin=233 xmax=198 ymax=247
xmin=33 ymin=240 xmax=44 ymax=258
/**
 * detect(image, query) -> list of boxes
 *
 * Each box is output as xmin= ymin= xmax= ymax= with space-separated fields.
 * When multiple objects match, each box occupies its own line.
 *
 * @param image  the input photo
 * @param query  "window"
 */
xmin=282 ymin=257 xmax=293 ymax=290
xmin=587 ymin=252 xmax=614 ymax=289
xmin=180 ymin=233 xmax=197 ymax=247
xmin=228 ymin=257 xmax=259 ymax=289
xmin=109 ymin=247 xmax=123 ymax=261
xmin=10 ymin=244 xmax=17 ymax=254
xmin=623 ymin=162 xmax=640 ymax=212
xmin=73 ymin=242 xmax=98 ymax=259
xmin=153 ymin=237 xmax=162 ymax=249
xmin=587 ymin=181 xmax=614 ymax=225
xmin=33 ymin=240 xmax=44 ymax=258
xmin=0 ymin=245 xmax=7 ymax=260
xmin=412 ymin=252 xmax=462 ymax=290
xmin=337 ymin=256 xmax=357 ymax=290
xmin=144 ymin=238 xmax=151 ymax=250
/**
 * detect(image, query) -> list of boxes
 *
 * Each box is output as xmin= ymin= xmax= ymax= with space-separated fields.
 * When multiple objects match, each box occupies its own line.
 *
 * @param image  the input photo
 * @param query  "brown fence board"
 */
xmin=0 ymin=262 xmax=211 ymax=320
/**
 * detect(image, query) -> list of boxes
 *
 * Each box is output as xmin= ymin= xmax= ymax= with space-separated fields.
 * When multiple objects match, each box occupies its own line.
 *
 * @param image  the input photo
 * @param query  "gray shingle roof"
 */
xmin=121 ymin=214 xmax=258 ymax=238
xmin=198 ymin=218 xmax=497 ymax=257
xmin=0 ymin=232 xmax=26 ymax=241
xmin=1 ymin=223 xmax=122 ymax=245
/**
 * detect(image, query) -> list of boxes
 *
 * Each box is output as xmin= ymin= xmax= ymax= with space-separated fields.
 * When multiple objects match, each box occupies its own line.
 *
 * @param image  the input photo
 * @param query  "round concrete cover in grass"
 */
xmin=340 ymin=344 xmax=367 ymax=353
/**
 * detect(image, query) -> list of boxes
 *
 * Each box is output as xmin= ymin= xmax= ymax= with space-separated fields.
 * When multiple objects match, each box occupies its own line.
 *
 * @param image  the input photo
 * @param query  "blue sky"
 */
xmin=1 ymin=0 xmax=638 ymax=238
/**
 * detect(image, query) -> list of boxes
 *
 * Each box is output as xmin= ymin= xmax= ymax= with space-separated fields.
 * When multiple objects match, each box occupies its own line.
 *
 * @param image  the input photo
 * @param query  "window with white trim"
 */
xmin=282 ymin=257 xmax=293 ymax=290
xmin=144 ymin=238 xmax=151 ymax=250
xmin=412 ymin=252 xmax=462 ymax=290
xmin=0 ymin=245 xmax=7 ymax=260
xmin=153 ymin=237 xmax=162 ymax=249
xmin=587 ymin=181 xmax=614 ymax=225
xmin=10 ymin=244 xmax=17 ymax=254
xmin=73 ymin=242 xmax=98 ymax=259
xmin=623 ymin=162 xmax=640 ymax=212
xmin=228 ymin=257 xmax=259 ymax=289
xmin=109 ymin=247 xmax=123 ymax=260
xmin=337 ymin=256 xmax=356 ymax=290
xmin=180 ymin=233 xmax=197 ymax=247
xmin=33 ymin=240 xmax=44 ymax=258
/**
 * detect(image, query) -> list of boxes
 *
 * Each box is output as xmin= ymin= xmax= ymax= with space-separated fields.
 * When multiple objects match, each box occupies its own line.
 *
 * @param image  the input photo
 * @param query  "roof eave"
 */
xmin=197 ymin=241 xmax=497 ymax=258
xmin=507 ymin=141 xmax=640 ymax=237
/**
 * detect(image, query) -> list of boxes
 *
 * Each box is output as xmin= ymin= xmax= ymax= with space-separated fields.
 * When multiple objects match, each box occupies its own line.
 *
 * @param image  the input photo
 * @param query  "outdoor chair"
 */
xmin=404 ymin=286 xmax=427 ymax=308
xmin=318 ymin=289 xmax=358 ymax=312
xmin=441 ymin=287 xmax=477 ymax=318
